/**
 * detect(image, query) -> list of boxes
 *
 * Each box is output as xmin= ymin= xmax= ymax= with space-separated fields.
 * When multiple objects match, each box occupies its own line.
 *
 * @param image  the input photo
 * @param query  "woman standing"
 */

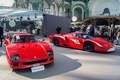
xmin=0 ymin=26 xmax=3 ymax=47
xmin=109 ymin=24 xmax=115 ymax=43
xmin=116 ymin=27 xmax=120 ymax=45
xmin=99 ymin=26 xmax=104 ymax=38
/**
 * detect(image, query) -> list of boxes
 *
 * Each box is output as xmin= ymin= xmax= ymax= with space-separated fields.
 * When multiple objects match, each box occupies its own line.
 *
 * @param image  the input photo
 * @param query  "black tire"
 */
xmin=84 ymin=42 xmax=94 ymax=52
xmin=53 ymin=38 xmax=59 ymax=46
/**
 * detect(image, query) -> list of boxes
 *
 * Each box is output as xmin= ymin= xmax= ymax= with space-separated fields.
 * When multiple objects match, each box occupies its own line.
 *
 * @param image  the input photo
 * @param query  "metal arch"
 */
xmin=72 ymin=5 xmax=84 ymax=20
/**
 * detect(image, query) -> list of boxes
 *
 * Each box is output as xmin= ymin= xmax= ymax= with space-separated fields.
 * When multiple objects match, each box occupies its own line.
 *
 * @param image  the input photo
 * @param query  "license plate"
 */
xmin=31 ymin=64 xmax=45 ymax=73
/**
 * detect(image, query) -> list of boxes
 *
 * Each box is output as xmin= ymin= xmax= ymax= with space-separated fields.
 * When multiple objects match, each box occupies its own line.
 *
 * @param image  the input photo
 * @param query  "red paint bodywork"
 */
xmin=4 ymin=32 xmax=54 ymax=69
xmin=49 ymin=32 xmax=115 ymax=53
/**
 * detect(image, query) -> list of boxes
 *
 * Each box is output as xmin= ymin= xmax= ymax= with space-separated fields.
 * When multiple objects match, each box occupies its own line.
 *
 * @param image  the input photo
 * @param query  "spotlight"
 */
xmin=27 ymin=17 xmax=30 ymax=20
xmin=20 ymin=16 xmax=23 ymax=21
xmin=17 ymin=17 xmax=19 ymax=20
xmin=35 ymin=13 xmax=37 ymax=18
xmin=27 ymin=15 xmax=30 ymax=20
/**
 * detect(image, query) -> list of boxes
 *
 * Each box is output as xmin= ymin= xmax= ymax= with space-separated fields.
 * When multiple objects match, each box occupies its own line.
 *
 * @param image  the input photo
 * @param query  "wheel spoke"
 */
xmin=84 ymin=42 xmax=94 ymax=52
xmin=54 ymin=39 xmax=59 ymax=46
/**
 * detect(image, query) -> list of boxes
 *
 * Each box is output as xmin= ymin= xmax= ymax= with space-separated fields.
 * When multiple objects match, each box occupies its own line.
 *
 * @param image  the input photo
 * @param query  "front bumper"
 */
xmin=9 ymin=57 xmax=54 ymax=69
xmin=107 ymin=47 xmax=115 ymax=52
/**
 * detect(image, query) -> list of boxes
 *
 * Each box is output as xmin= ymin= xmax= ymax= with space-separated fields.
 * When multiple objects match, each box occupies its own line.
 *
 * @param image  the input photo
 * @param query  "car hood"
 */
xmin=89 ymin=37 xmax=114 ymax=46
xmin=7 ymin=42 xmax=48 ymax=61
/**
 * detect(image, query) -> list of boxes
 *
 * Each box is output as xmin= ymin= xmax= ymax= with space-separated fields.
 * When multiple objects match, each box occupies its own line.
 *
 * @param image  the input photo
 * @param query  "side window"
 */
xmin=73 ymin=34 xmax=82 ymax=38
xmin=20 ymin=36 xmax=26 ymax=42
xmin=77 ymin=34 xmax=82 ymax=38
xmin=11 ymin=36 xmax=21 ymax=43
xmin=11 ymin=36 xmax=16 ymax=43
xmin=82 ymin=34 xmax=89 ymax=38
xmin=73 ymin=33 xmax=77 ymax=37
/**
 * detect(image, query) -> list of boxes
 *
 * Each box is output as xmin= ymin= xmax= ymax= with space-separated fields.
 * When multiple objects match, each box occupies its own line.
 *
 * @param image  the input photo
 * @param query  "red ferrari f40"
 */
xmin=4 ymin=32 xmax=54 ymax=69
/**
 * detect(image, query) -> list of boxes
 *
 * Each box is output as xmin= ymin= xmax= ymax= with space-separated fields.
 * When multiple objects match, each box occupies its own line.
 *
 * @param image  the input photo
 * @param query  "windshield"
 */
xmin=11 ymin=35 xmax=38 ymax=43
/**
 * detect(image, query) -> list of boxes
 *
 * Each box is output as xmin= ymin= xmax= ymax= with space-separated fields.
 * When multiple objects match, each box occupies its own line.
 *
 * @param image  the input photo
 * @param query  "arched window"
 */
xmin=74 ymin=7 xmax=82 ymax=21
xmin=103 ymin=8 xmax=110 ymax=14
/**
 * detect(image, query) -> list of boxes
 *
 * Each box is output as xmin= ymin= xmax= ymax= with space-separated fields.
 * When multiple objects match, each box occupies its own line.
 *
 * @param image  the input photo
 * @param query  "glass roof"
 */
xmin=0 ymin=6 xmax=42 ymax=18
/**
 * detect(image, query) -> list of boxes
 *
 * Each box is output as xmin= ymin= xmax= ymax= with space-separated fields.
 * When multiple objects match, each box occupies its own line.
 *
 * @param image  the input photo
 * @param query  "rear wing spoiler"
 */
xmin=49 ymin=33 xmax=55 ymax=43
xmin=49 ymin=32 xmax=67 ymax=38
xmin=49 ymin=33 xmax=55 ymax=38
xmin=60 ymin=32 xmax=67 ymax=35
xmin=49 ymin=32 xmax=67 ymax=43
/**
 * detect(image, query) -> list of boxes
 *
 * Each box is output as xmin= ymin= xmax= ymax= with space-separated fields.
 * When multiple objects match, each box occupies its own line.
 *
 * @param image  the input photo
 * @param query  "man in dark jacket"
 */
xmin=56 ymin=26 xmax=61 ymax=34
xmin=81 ymin=24 xmax=86 ymax=33
xmin=0 ymin=26 xmax=3 ymax=47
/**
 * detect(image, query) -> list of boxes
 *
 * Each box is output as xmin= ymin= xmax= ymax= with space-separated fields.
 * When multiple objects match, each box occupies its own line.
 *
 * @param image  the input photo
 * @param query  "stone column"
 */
xmin=61 ymin=0 xmax=65 ymax=16
xmin=14 ymin=0 xmax=18 ymax=8
xmin=24 ymin=0 xmax=31 ymax=9
xmin=38 ymin=0 xmax=44 ymax=12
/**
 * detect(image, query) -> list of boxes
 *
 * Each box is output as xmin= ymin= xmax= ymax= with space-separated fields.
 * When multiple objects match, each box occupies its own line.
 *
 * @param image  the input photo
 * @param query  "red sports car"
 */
xmin=49 ymin=32 xmax=115 ymax=52
xmin=4 ymin=32 xmax=54 ymax=69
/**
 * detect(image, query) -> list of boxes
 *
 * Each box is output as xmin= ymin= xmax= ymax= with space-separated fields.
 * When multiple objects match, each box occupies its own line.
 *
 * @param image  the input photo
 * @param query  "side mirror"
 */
xmin=4 ymin=41 xmax=8 ymax=45
xmin=38 ymin=38 xmax=45 ymax=42
xmin=42 ymin=38 xmax=45 ymax=42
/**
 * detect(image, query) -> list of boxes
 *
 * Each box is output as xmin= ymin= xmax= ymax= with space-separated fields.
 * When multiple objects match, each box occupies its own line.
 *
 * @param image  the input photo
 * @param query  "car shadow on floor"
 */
xmin=14 ymin=49 xmax=82 ymax=79
xmin=55 ymin=44 xmax=120 ymax=56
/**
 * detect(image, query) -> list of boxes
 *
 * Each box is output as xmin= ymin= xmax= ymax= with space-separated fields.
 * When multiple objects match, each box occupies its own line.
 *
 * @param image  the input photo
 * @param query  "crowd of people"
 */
xmin=0 ymin=21 xmax=42 ymax=47
xmin=69 ymin=23 xmax=120 ymax=45
xmin=0 ymin=21 xmax=120 ymax=47
xmin=0 ymin=26 xmax=3 ymax=47
xmin=26 ymin=21 xmax=41 ymax=35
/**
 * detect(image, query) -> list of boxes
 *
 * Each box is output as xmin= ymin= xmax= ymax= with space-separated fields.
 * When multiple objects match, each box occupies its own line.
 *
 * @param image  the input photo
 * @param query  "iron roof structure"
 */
xmin=0 ymin=6 xmax=43 ymax=20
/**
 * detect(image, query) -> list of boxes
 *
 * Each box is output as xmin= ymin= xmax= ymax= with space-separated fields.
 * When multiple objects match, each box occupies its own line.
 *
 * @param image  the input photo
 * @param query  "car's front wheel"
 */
xmin=53 ymin=38 xmax=59 ymax=46
xmin=84 ymin=42 xmax=94 ymax=52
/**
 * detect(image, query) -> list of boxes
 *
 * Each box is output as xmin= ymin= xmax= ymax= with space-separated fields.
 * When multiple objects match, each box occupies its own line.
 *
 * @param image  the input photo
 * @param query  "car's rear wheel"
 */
xmin=53 ymin=38 xmax=59 ymax=46
xmin=84 ymin=42 xmax=94 ymax=52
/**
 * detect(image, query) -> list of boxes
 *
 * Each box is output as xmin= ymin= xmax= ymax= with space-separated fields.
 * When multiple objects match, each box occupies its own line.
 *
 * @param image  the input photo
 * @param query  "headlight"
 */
xmin=108 ymin=47 xmax=115 ymax=52
xmin=47 ymin=50 xmax=53 ymax=56
xmin=10 ymin=54 xmax=20 ymax=61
